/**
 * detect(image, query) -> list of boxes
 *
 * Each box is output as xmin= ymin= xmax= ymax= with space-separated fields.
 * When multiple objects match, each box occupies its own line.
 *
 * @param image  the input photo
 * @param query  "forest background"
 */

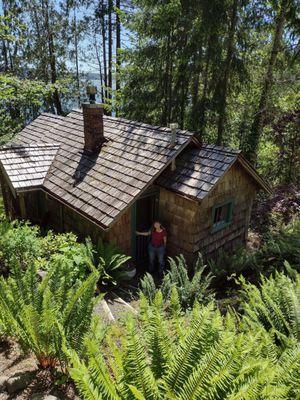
xmin=0 ymin=0 xmax=299 ymax=185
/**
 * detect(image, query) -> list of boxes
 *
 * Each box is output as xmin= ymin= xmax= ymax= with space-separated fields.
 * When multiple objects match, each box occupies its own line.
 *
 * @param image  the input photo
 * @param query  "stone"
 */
xmin=31 ymin=394 xmax=61 ymax=400
xmin=0 ymin=376 xmax=8 ymax=392
xmin=6 ymin=371 xmax=35 ymax=394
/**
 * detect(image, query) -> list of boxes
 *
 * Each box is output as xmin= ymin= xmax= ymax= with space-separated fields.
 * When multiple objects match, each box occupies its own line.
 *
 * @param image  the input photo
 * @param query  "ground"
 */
xmin=0 ymin=339 xmax=77 ymax=400
xmin=0 ymin=293 xmax=138 ymax=400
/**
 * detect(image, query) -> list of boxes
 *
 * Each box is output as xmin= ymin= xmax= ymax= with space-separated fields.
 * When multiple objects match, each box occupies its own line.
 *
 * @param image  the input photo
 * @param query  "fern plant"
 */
xmin=84 ymin=238 xmax=133 ymax=286
xmin=67 ymin=293 xmax=300 ymax=399
xmin=0 ymin=256 xmax=100 ymax=369
xmin=140 ymin=253 xmax=214 ymax=310
xmin=240 ymin=269 xmax=300 ymax=346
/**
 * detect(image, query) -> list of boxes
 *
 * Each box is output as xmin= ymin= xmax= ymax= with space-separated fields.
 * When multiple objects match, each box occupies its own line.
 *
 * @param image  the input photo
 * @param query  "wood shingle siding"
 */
xmin=159 ymin=163 xmax=258 ymax=264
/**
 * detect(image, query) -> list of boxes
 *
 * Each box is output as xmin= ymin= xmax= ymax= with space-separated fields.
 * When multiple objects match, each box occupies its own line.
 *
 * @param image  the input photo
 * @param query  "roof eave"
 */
xmin=0 ymin=162 xmax=17 ymax=198
xmin=237 ymin=154 xmax=273 ymax=195
xmin=41 ymin=187 xmax=110 ymax=231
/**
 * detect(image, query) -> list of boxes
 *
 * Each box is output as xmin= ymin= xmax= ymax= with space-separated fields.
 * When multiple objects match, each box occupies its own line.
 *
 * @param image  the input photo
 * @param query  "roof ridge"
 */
xmin=68 ymin=109 xmax=193 ymax=137
xmin=202 ymin=142 xmax=241 ymax=155
xmin=1 ymin=142 xmax=60 ymax=150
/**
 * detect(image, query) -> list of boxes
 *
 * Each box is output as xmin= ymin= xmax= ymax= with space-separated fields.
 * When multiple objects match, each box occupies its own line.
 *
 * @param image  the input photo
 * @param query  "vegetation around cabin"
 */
xmin=0 ymin=190 xmax=299 ymax=398
xmin=0 ymin=0 xmax=299 ymax=398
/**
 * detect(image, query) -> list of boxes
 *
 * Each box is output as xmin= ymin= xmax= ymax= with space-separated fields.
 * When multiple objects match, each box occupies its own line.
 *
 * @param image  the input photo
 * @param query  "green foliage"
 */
xmin=208 ymin=219 xmax=300 ymax=279
xmin=240 ymin=269 xmax=300 ymax=347
xmin=255 ymin=219 xmax=300 ymax=272
xmin=140 ymin=253 xmax=214 ymax=310
xmin=41 ymin=231 xmax=89 ymax=283
xmin=208 ymin=247 xmax=254 ymax=279
xmin=0 ymin=74 xmax=68 ymax=141
xmin=84 ymin=238 xmax=132 ymax=287
xmin=0 ymin=220 xmax=42 ymax=273
xmin=68 ymin=296 xmax=300 ymax=399
xmin=0 ymin=257 xmax=100 ymax=369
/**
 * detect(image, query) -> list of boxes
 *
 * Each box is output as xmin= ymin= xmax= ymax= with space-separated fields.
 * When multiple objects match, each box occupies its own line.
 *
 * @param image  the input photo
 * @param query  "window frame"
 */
xmin=211 ymin=199 xmax=234 ymax=233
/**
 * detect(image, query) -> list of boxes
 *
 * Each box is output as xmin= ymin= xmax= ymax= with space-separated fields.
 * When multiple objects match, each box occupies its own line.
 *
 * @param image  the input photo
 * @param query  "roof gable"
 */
xmin=0 ymin=143 xmax=59 ymax=192
xmin=157 ymin=144 xmax=271 ymax=201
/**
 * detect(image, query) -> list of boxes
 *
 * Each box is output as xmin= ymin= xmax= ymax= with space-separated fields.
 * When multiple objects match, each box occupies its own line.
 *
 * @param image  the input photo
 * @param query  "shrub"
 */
xmin=208 ymin=219 xmax=300 ymax=279
xmin=140 ymin=253 xmax=214 ymax=310
xmin=41 ymin=231 xmax=89 ymax=283
xmin=240 ymin=268 xmax=300 ymax=347
xmin=84 ymin=238 xmax=132 ymax=287
xmin=0 ymin=257 xmax=100 ymax=370
xmin=254 ymin=219 xmax=300 ymax=272
xmin=0 ymin=220 xmax=42 ymax=273
xmin=207 ymin=247 xmax=254 ymax=279
xmin=67 ymin=295 xmax=300 ymax=400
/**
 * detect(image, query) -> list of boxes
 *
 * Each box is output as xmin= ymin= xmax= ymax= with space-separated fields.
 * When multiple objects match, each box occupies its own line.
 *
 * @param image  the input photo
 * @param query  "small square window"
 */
xmin=212 ymin=200 xmax=234 ymax=232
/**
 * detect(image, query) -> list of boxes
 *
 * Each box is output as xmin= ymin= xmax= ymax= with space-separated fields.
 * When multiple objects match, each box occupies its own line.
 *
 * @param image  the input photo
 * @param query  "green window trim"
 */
xmin=211 ymin=199 xmax=234 ymax=233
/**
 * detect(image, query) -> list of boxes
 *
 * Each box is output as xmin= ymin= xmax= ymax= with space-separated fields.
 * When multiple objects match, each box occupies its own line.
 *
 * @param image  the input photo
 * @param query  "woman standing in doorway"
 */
xmin=136 ymin=221 xmax=167 ymax=277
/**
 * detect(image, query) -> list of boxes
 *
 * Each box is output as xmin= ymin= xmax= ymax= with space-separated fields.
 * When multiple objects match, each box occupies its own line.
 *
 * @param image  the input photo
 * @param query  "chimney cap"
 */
xmin=86 ymin=85 xmax=97 ymax=96
xmin=86 ymin=85 xmax=97 ymax=104
xmin=169 ymin=123 xmax=179 ymax=130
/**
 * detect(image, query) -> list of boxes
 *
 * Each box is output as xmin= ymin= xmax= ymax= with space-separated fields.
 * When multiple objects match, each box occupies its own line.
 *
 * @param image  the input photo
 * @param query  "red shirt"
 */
xmin=151 ymin=229 xmax=166 ymax=247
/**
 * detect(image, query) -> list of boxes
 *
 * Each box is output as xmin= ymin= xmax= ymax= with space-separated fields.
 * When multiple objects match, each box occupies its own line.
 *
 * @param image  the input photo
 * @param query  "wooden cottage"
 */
xmin=0 ymin=103 xmax=271 ymax=265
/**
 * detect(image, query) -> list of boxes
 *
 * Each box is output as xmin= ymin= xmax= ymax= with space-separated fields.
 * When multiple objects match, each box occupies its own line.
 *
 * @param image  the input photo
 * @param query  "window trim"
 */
xmin=211 ymin=199 xmax=234 ymax=233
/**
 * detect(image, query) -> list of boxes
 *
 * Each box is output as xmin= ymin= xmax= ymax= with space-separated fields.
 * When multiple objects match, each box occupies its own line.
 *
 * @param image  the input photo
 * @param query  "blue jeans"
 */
xmin=148 ymin=243 xmax=165 ymax=275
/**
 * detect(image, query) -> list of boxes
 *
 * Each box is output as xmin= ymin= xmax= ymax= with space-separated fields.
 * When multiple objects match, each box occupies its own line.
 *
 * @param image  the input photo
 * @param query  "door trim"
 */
xmin=131 ymin=187 xmax=159 ymax=261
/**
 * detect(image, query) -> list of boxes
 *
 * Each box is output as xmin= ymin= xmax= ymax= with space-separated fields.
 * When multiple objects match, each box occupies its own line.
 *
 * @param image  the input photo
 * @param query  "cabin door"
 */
xmin=132 ymin=189 xmax=159 ymax=263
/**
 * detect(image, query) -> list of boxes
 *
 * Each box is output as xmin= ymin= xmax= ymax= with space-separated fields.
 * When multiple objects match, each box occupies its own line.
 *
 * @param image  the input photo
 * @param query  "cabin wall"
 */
xmin=159 ymin=188 xmax=200 ymax=264
xmin=0 ymin=171 xmax=20 ymax=218
xmin=107 ymin=210 xmax=131 ymax=255
xmin=7 ymin=189 xmax=131 ymax=255
xmin=197 ymin=163 xmax=257 ymax=258
xmin=159 ymin=163 xmax=258 ymax=266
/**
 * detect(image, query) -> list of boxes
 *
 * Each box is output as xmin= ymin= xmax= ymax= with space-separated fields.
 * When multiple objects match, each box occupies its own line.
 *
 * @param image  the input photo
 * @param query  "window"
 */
xmin=212 ymin=200 xmax=234 ymax=232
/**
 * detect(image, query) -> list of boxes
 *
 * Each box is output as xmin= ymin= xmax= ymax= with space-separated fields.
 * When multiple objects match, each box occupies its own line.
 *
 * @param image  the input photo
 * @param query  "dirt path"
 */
xmin=0 ymin=340 xmax=77 ymax=400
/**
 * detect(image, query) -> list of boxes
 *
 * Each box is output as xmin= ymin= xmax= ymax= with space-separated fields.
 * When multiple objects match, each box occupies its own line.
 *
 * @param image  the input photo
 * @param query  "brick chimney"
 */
xmin=82 ymin=86 xmax=106 ymax=154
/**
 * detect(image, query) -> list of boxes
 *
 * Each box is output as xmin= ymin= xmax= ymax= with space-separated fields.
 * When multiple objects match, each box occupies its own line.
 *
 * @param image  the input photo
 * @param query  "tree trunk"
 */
xmin=74 ymin=8 xmax=80 ymax=107
xmin=95 ymin=37 xmax=104 ymax=103
xmin=43 ymin=0 xmax=63 ymax=114
xmin=161 ymin=30 xmax=172 ymax=126
xmin=100 ymin=1 xmax=108 ymax=103
xmin=246 ymin=0 xmax=288 ymax=163
xmin=216 ymin=0 xmax=239 ymax=146
xmin=198 ymin=33 xmax=214 ymax=132
xmin=115 ymin=0 xmax=121 ymax=95
xmin=108 ymin=0 xmax=113 ymax=107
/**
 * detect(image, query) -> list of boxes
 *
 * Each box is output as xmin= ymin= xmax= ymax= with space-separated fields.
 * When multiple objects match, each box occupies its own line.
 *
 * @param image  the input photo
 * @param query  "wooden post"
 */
xmin=19 ymin=193 xmax=27 ymax=220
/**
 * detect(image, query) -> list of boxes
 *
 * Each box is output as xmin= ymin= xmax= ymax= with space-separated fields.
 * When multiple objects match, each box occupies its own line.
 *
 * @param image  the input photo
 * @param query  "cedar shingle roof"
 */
xmin=0 ymin=109 xmax=270 ymax=228
xmin=9 ymin=110 xmax=193 ymax=228
xmin=0 ymin=143 xmax=59 ymax=191
xmin=156 ymin=145 xmax=241 ymax=200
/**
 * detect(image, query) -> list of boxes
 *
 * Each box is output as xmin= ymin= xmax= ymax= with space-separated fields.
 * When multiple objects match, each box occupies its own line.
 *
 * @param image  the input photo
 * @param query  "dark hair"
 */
xmin=152 ymin=220 xmax=165 ymax=231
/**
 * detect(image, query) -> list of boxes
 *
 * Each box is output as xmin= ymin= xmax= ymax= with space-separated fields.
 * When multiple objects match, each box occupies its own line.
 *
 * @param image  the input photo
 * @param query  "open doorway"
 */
xmin=132 ymin=189 xmax=159 ymax=263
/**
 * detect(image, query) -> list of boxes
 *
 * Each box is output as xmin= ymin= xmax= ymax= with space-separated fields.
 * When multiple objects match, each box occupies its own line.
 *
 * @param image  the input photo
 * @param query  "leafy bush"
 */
xmin=68 ymin=294 xmax=300 ymax=400
xmin=209 ymin=219 xmax=300 ymax=279
xmin=84 ymin=238 xmax=132 ymax=287
xmin=0 ymin=257 xmax=100 ymax=370
xmin=140 ymin=253 xmax=214 ymax=310
xmin=41 ymin=231 xmax=89 ymax=283
xmin=240 ymin=268 xmax=300 ymax=347
xmin=0 ymin=220 xmax=42 ymax=273
xmin=254 ymin=219 xmax=300 ymax=272
xmin=207 ymin=247 xmax=254 ymax=279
